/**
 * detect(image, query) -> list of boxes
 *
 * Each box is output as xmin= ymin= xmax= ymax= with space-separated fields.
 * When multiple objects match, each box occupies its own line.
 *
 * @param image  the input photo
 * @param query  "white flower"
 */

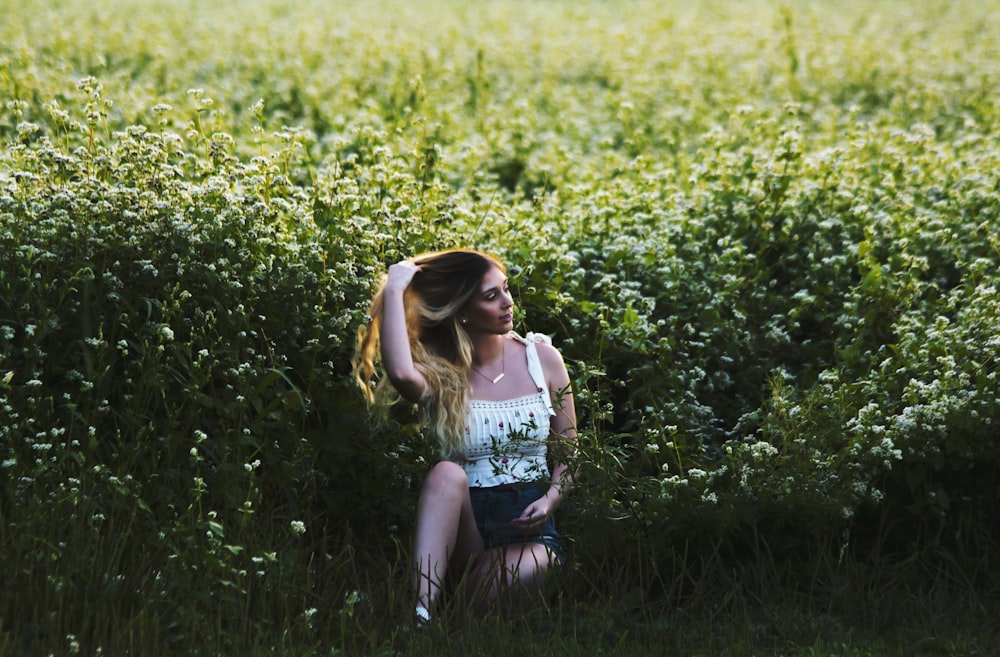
xmin=749 ymin=441 xmax=779 ymax=459
xmin=290 ymin=520 xmax=306 ymax=536
xmin=159 ymin=325 xmax=174 ymax=341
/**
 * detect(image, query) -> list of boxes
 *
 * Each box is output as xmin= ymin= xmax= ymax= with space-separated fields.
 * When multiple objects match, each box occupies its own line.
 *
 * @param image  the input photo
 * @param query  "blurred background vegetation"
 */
xmin=1 ymin=0 xmax=999 ymax=654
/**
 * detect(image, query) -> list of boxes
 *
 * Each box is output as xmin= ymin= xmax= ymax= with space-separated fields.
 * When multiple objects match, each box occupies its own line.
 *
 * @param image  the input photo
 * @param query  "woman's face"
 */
xmin=461 ymin=265 xmax=514 ymax=334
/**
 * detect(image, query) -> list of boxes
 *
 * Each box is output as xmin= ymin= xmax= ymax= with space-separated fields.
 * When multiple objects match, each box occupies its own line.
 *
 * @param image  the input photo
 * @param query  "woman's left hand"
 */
xmin=510 ymin=496 xmax=554 ymax=534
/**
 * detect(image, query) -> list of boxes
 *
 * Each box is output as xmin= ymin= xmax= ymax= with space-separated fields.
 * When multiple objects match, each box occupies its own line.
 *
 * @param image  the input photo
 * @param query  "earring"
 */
xmin=461 ymin=318 xmax=467 ymax=324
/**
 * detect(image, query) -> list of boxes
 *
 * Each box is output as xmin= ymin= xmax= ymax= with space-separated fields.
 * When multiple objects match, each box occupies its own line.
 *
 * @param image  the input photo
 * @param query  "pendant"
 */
xmin=491 ymin=372 xmax=505 ymax=384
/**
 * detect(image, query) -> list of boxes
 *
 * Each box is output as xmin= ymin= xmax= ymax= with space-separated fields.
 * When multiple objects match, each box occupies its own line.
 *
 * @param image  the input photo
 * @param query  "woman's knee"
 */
xmin=422 ymin=460 xmax=469 ymax=495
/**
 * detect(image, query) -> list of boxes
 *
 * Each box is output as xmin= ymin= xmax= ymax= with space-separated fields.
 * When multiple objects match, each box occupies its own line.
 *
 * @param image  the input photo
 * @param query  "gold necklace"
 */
xmin=471 ymin=339 xmax=505 ymax=384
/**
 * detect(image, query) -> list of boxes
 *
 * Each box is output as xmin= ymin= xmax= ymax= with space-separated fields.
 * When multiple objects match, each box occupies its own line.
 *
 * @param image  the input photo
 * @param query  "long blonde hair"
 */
xmin=353 ymin=249 xmax=506 ymax=458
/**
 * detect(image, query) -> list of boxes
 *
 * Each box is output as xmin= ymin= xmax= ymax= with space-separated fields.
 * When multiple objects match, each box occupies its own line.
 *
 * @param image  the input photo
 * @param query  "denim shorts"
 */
xmin=468 ymin=482 xmax=564 ymax=564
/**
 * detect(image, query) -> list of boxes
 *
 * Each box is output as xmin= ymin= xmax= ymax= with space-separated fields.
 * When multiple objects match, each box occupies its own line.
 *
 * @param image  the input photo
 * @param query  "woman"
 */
xmin=353 ymin=249 xmax=577 ymax=624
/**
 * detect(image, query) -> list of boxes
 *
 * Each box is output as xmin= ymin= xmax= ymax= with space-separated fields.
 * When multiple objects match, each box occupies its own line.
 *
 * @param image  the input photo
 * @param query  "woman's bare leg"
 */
xmin=412 ymin=461 xmax=484 ymax=611
xmin=468 ymin=542 xmax=558 ymax=608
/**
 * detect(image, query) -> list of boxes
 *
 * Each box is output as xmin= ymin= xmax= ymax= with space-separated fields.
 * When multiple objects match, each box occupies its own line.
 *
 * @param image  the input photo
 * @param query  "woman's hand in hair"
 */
xmin=385 ymin=260 xmax=421 ymax=293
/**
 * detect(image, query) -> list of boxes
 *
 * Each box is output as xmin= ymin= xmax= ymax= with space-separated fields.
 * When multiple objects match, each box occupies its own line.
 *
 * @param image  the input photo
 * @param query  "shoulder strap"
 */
xmin=513 ymin=332 xmax=555 ymax=416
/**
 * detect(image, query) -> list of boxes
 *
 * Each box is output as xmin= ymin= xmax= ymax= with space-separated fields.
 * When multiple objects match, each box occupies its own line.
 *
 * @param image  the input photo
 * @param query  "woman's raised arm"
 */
xmin=379 ymin=261 xmax=428 ymax=403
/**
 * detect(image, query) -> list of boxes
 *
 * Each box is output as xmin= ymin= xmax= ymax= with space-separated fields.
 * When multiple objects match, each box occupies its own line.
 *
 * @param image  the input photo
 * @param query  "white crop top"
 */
xmin=459 ymin=332 xmax=556 ymax=488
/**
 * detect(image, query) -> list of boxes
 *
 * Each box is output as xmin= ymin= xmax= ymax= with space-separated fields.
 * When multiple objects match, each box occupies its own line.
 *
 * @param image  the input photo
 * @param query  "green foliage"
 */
xmin=1 ymin=0 xmax=999 ymax=654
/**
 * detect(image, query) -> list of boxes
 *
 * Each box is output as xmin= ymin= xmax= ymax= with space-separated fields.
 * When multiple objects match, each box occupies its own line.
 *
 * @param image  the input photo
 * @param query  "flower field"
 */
xmin=2 ymin=0 xmax=999 ymax=654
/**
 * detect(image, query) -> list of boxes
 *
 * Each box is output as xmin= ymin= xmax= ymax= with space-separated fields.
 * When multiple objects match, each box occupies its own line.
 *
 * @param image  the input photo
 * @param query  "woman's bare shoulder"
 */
xmin=533 ymin=337 xmax=570 ymax=386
